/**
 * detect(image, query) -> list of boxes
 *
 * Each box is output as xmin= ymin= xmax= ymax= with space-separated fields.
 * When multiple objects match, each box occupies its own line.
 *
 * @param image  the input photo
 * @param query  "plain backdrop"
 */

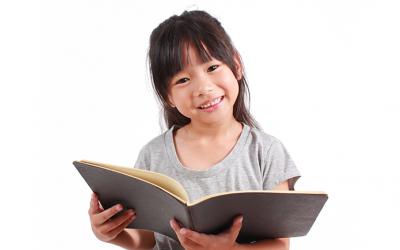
xmin=1 ymin=0 xmax=399 ymax=249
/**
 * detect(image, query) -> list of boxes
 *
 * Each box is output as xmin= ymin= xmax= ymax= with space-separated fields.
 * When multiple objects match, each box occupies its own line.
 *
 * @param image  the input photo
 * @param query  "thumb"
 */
xmin=88 ymin=192 xmax=103 ymax=215
xmin=229 ymin=215 xmax=243 ymax=240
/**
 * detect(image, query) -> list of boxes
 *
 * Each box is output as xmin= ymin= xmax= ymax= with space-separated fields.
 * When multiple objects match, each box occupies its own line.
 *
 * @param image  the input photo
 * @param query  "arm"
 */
xmin=109 ymin=229 xmax=155 ymax=250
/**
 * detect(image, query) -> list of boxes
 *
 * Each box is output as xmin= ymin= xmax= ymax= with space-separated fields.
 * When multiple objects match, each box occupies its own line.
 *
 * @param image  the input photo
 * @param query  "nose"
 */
xmin=192 ymin=75 xmax=215 ymax=96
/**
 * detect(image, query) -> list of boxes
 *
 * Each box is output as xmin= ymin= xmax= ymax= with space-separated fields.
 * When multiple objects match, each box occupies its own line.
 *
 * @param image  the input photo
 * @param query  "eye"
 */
xmin=207 ymin=65 xmax=219 ymax=72
xmin=176 ymin=77 xmax=190 ymax=85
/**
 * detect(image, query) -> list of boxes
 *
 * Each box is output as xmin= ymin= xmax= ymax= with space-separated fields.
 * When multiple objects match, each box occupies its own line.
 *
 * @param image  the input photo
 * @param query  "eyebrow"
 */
xmin=175 ymin=60 xmax=219 ymax=76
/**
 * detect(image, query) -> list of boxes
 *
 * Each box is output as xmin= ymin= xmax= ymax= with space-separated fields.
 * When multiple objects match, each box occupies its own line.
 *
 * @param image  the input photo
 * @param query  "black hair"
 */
xmin=148 ymin=10 xmax=260 ymax=130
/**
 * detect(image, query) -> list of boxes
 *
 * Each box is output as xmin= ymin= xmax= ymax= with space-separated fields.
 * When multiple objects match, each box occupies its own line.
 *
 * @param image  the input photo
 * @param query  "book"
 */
xmin=73 ymin=160 xmax=328 ymax=243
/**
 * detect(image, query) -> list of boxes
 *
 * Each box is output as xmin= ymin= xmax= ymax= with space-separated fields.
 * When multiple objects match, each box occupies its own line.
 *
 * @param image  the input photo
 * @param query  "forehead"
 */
xmin=180 ymin=42 xmax=213 ymax=68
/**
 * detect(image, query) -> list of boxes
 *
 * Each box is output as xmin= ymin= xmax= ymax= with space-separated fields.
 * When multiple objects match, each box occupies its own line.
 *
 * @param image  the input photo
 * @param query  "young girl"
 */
xmin=88 ymin=10 xmax=300 ymax=250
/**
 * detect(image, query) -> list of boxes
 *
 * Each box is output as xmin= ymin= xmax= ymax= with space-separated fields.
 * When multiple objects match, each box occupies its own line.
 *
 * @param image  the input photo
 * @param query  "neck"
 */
xmin=184 ymin=117 xmax=243 ymax=141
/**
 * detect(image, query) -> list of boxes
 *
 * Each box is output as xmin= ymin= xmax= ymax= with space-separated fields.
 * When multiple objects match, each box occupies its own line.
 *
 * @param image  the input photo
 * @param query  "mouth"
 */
xmin=198 ymin=96 xmax=224 ymax=110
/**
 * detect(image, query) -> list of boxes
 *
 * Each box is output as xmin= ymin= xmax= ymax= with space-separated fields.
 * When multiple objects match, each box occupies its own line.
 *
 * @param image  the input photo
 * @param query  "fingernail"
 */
xmin=116 ymin=204 xmax=123 ymax=211
xmin=170 ymin=220 xmax=175 ymax=229
xmin=180 ymin=228 xmax=186 ymax=235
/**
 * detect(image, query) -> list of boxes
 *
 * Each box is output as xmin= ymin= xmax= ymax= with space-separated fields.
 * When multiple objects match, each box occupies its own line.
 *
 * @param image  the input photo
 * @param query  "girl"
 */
xmin=88 ymin=10 xmax=300 ymax=250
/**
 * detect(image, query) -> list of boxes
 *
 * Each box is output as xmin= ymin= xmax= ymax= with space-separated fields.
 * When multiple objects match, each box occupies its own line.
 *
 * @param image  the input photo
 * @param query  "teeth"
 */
xmin=200 ymin=97 xmax=222 ymax=109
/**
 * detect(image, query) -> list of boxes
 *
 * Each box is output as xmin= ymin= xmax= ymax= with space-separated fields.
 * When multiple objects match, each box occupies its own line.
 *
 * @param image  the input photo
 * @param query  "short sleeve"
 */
xmin=133 ymin=146 xmax=150 ymax=171
xmin=262 ymin=139 xmax=301 ymax=190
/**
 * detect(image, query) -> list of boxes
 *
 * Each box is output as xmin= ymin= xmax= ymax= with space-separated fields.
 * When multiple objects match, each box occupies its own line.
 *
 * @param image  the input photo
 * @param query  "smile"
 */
xmin=198 ymin=96 xmax=224 ymax=110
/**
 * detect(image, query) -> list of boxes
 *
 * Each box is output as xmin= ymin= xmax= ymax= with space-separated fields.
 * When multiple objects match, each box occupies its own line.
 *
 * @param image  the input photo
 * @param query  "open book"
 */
xmin=73 ymin=160 xmax=328 ymax=243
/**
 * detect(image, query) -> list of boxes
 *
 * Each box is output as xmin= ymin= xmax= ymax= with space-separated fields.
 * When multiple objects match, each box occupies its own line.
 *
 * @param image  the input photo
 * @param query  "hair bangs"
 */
xmin=162 ymin=27 xmax=216 ymax=83
xmin=148 ymin=10 xmax=261 ymax=130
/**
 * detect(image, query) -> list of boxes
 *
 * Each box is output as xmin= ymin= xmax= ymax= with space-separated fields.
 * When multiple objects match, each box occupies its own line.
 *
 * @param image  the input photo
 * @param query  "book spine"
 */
xmin=187 ymin=205 xmax=195 ymax=231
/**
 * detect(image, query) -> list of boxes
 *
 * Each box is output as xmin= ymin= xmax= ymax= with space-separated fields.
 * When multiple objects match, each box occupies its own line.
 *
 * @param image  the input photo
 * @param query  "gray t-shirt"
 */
xmin=134 ymin=123 xmax=301 ymax=250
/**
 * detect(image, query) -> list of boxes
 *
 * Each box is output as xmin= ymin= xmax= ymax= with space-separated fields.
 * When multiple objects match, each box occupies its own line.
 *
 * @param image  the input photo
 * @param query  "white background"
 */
xmin=1 ymin=0 xmax=399 ymax=249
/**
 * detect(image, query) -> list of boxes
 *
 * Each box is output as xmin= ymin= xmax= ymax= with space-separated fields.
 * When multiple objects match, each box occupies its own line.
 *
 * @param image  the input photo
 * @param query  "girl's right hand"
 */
xmin=88 ymin=192 xmax=136 ymax=242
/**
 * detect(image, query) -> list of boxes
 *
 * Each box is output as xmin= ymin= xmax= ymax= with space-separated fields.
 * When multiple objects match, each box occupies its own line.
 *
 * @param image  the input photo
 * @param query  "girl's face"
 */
xmin=168 ymin=44 xmax=242 ymax=126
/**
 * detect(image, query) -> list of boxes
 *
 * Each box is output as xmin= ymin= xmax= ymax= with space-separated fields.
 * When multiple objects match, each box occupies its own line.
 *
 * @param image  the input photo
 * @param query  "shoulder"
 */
xmin=138 ymin=127 xmax=171 ymax=155
xmin=134 ymin=127 xmax=173 ymax=169
xmin=244 ymin=125 xmax=294 ymax=164
xmin=246 ymin=125 xmax=282 ymax=152
xmin=246 ymin=125 xmax=301 ymax=190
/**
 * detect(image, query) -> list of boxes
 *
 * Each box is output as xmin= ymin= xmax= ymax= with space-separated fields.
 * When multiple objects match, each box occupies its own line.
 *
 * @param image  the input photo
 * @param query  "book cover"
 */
xmin=73 ymin=160 xmax=328 ymax=242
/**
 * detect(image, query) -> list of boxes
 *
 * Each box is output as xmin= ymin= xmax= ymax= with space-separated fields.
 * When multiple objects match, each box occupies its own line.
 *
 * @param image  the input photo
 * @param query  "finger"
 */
xmin=92 ymin=203 xmax=124 ymax=226
xmin=170 ymin=219 xmax=200 ymax=249
xmin=106 ymin=212 xmax=136 ymax=238
xmin=179 ymin=228 xmax=208 ymax=246
xmin=105 ymin=209 xmax=136 ymax=232
xmin=88 ymin=193 xmax=102 ymax=215
xmin=227 ymin=215 xmax=243 ymax=240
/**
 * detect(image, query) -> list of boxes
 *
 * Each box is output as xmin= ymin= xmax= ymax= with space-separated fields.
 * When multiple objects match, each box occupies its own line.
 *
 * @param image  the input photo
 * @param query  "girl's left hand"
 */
xmin=170 ymin=215 xmax=243 ymax=250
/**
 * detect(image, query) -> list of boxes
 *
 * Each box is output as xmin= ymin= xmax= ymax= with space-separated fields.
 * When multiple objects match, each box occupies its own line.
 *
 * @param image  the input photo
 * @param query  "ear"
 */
xmin=233 ymin=54 xmax=243 ymax=81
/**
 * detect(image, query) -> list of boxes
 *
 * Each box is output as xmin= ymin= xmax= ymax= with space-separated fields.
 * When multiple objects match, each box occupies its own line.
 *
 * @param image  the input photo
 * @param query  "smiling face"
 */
xmin=167 ymin=44 xmax=242 ymax=126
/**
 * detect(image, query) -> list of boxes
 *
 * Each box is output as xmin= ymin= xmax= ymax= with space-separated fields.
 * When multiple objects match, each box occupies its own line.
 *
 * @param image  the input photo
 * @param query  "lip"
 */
xmin=197 ymin=96 xmax=224 ymax=108
xmin=197 ymin=96 xmax=224 ymax=112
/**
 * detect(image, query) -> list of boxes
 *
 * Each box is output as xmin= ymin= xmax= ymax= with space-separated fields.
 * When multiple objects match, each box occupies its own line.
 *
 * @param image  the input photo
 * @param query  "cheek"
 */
xmin=231 ymin=84 xmax=240 ymax=104
xmin=169 ymin=89 xmax=192 ymax=110
xmin=222 ymin=77 xmax=239 ymax=100
xmin=218 ymin=70 xmax=239 ymax=93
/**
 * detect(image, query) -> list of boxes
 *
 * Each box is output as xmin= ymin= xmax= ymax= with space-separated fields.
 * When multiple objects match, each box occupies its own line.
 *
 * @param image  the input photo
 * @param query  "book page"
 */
xmin=80 ymin=160 xmax=189 ymax=203
xmin=189 ymin=190 xmax=327 ymax=206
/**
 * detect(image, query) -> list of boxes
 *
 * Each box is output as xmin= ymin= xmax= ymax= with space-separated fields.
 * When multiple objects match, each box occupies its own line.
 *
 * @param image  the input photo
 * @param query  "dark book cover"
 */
xmin=74 ymin=160 xmax=328 ymax=242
